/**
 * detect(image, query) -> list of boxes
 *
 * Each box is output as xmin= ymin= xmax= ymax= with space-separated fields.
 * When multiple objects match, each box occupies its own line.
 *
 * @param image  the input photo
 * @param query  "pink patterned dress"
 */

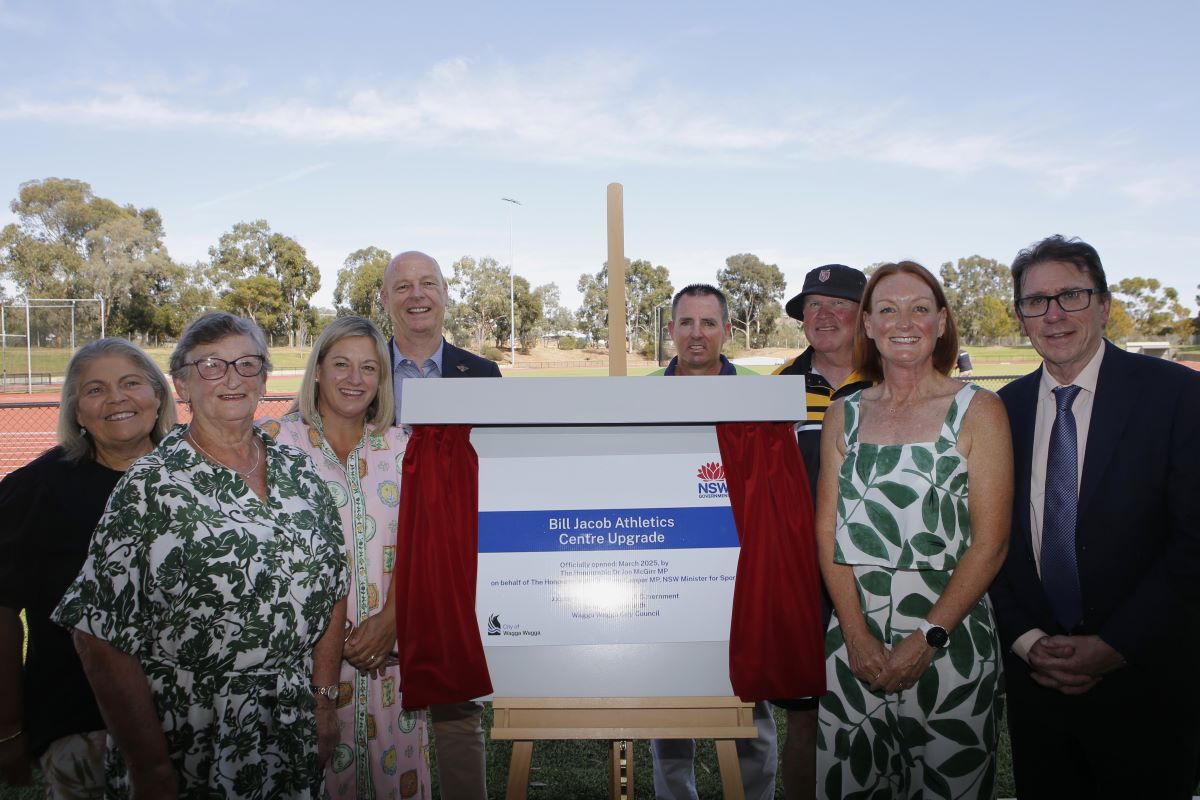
xmin=263 ymin=413 xmax=431 ymax=800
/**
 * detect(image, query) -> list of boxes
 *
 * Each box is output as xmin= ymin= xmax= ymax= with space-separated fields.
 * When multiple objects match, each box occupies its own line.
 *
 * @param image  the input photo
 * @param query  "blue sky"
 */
xmin=1 ymin=0 xmax=1196 ymax=314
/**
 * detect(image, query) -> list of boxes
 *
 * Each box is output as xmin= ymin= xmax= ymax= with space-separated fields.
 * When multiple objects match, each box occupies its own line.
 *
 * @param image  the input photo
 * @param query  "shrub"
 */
xmin=557 ymin=336 xmax=577 ymax=350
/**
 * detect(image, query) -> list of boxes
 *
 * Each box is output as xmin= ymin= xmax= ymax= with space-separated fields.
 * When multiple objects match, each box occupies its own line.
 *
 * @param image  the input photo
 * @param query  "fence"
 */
xmin=0 ymin=396 xmax=296 ymax=479
xmin=1 ymin=377 xmax=1028 ymax=480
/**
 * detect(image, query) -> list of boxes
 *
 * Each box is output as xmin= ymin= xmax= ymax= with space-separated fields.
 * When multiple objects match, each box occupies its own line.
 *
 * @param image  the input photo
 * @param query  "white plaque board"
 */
xmin=401 ymin=376 xmax=804 ymax=697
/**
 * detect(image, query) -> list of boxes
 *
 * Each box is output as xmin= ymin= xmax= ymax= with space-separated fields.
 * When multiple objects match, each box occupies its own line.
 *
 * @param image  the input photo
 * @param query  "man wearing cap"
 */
xmin=772 ymin=264 xmax=870 ymax=800
xmin=648 ymin=284 xmax=774 ymax=800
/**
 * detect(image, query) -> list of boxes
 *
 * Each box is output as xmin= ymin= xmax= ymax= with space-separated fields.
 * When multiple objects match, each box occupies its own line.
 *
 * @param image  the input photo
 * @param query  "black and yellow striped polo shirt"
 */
xmin=774 ymin=347 xmax=872 ymax=498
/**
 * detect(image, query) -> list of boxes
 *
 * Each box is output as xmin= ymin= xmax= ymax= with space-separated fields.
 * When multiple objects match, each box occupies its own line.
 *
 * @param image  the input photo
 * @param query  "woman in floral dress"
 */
xmin=814 ymin=262 xmax=1013 ymax=798
xmin=53 ymin=312 xmax=349 ymax=799
xmin=262 ymin=315 xmax=430 ymax=800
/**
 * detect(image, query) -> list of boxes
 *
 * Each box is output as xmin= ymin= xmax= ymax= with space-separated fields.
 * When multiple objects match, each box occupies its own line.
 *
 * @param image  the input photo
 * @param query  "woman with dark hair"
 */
xmin=53 ymin=312 xmax=348 ymax=799
xmin=261 ymin=315 xmax=430 ymax=800
xmin=814 ymin=262 xmax=1012 ymax=798
xmin=0 ymin=338 xmax=175 ymax=796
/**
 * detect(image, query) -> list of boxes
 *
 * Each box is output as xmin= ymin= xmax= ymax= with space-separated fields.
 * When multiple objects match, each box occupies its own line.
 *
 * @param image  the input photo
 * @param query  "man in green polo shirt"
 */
xmin=649 ymin=283 xmax=774 ymax=800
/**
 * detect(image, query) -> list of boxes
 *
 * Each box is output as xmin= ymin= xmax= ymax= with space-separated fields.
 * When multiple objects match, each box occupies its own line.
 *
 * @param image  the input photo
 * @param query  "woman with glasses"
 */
xmin=261 ymin=316 xmax=429 ymax=800
xmin=814 ymin=262 xmax=1012 ymax=798
xmin=54 ymin=312 xmax=349 ymax=799
xmin=0 ymin=338 xmax=175 ymax=796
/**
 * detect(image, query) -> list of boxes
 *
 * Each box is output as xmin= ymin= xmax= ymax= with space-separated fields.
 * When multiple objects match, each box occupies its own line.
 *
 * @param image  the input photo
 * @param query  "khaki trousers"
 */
xmin=430 ymin=701 xmax=488 ymax=800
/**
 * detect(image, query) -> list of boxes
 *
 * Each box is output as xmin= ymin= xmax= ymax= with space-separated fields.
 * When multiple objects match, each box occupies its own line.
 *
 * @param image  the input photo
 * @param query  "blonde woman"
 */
xmin=262 ymin=315 xmax=430 ymax=800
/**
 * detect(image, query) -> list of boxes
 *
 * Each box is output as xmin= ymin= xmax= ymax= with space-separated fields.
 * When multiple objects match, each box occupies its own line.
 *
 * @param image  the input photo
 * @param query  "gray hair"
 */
xmin=58 ymin=338 xmax=177 ymax=464
xmin=169 ymin=311 xmax=273 ymax=378
xmin=296 ymin=316 xmax=394 ymax=434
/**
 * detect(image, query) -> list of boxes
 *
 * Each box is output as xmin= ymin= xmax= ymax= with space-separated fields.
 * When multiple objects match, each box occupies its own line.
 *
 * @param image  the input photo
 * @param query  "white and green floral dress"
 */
xmin=53 ymin=425 xmax=350 ymax=800
xmin=817 ymin=384 xmax=1002 ymax=800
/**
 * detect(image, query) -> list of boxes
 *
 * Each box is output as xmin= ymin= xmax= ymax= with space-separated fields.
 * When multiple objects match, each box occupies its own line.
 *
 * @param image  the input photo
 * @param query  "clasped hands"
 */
xmin=342 ymin=613 xmax=397 ymax=679
xmin=846 ymin=630 xmax=936 ymax=694
xmin=1027 ymin=634 xmax=1124 ymax=695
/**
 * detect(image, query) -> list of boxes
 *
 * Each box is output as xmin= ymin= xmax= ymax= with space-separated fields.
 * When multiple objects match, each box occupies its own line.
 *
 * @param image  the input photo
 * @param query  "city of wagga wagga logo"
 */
xmin=697 ymin=462 xmax=728 ymax=498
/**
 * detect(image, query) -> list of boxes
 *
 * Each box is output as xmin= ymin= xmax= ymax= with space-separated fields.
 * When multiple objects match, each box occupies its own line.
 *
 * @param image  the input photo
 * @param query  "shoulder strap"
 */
xmin=842 ymin=390 xmax=863 ymax=446
xmin=942 ymin=382 xmax=979 ymax=440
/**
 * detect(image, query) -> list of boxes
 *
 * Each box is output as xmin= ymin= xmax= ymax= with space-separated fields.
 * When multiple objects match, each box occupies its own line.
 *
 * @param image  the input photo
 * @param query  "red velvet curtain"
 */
xmin=717 ymin=421 xmax=826 ymax=701
xmin=394 ymin=424 xmax=493 ymax=710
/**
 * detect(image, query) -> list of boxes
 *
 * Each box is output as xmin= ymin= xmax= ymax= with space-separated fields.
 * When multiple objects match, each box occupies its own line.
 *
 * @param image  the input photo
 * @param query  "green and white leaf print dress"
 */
xmin=817 ymin=384 xmax=1002 ymax=800
xmin=53 ymin=425 xmax=350 ymax=800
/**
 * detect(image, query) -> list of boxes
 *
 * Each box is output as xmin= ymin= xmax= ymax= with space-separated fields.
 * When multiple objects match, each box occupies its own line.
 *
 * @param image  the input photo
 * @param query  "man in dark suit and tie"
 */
xmin=989 ymin=235 xmax=1200 ymax=799
xmin=381 ymin=250 xmax=499 ymax=799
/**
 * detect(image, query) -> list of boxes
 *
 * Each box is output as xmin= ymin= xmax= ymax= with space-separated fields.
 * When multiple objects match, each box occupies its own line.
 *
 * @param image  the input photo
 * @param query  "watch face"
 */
xmin=926 ymin=626 xmax=949 ymax=649
xmin=326 ymin=686 xmax=340 ymax=701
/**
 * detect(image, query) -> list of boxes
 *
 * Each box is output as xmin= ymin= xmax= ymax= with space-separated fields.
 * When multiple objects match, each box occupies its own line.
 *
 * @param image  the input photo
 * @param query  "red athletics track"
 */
xmin=0 ymin=390 xmax=294 ymax=479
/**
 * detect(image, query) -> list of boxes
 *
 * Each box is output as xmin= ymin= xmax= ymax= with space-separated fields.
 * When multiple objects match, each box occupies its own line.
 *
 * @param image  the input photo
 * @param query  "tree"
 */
xmin=717 ymin=253 xmax=786 ymax=348
xmin=576 ymin=270 xmax=607 ymax=344
xmin=534 ymin=282 xmax=575 ymax=336
xmin=624 ymin=259 xmax=673 ymax=349
xmin=0 ymin=178 xmax=179 ymax=345
xmin=208 ymin=220 xmax=321 ymax=346
xmin=1105 ymin=297 xmax=1135 ymax=342
xmin=492 ymin=276 xmax=543 ymax=350
xmin=82 ymin=211 xmax=178 ymax=334
xmin=1109 ymin=277 xmax=1192 ymax=340
xmin=449 ymin=256 xmax=510 ymax=350
xmin=0 ymin=178 xmax=123 ymax=298
xmin=334 ymin=246 xmax=392 ymax=331
xmin=1193 ymin=284 xmax=1200 ymax=340
xmin=574 ymin=259 xmax=673 ymax=350
xmin=218 ymin=275 xmax=287 ymax=335
xmin=972 ymin=295 xmax=1019 ymax=344
xmin=939 ymin=256 xmax=1016 ymax=344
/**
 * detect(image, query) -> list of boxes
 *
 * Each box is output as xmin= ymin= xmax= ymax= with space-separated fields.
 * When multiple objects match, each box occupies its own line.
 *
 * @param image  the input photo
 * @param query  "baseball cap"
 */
xmin=785 ymin=264 xmax=867 ymax=321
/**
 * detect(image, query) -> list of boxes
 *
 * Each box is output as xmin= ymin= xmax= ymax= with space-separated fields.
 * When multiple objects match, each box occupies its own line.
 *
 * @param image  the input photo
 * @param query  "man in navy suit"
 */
xmin=381 ymin=250 xmax=499 ymax=799
xmin=989 ymin=235 xmax=1200 ymax=799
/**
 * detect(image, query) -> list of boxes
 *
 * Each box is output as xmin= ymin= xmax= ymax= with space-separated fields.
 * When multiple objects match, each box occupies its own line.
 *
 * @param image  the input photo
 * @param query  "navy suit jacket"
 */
xmin=389 ymin=338 xmax=502 ymax=380
xmin=989 ymin=340 xmax=1200 ymax=670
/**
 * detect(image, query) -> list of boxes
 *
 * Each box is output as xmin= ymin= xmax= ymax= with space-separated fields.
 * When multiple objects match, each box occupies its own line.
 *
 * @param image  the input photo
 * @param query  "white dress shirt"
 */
xmin=1012 ymin=342 xmax=1106 ymax=661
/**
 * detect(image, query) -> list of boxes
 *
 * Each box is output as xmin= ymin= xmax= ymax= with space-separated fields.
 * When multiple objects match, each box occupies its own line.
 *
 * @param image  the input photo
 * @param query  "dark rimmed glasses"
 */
xmin=187 ymin=355 xmax=266 ymax=380
xmin=1015 ymin=288 xmax=1104 ymax=318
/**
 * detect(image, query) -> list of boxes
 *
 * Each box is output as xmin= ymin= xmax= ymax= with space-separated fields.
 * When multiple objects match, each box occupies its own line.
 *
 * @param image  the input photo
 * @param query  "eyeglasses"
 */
xmin=186 ymin=355 xmax=266 ymax=380
xmin=1015 ymin=288 xmax=1104 ymax=318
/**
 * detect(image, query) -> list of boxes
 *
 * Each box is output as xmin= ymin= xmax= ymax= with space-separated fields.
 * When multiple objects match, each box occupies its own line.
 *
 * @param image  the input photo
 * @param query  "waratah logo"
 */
xmin=697 ymin=462 xmax=728 ymax=498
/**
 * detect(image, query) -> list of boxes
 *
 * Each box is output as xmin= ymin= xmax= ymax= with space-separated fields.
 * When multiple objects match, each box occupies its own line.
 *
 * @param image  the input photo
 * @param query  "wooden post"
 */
xmin=606 ymin=183 xmax=627 ymax=376
xmin=493 ymin=696 xmax=752 ymax=800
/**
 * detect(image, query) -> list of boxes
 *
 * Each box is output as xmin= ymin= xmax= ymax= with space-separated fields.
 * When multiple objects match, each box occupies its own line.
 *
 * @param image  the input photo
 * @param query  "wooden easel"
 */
xmin=491 ymin=696 xmax=758 ymax=800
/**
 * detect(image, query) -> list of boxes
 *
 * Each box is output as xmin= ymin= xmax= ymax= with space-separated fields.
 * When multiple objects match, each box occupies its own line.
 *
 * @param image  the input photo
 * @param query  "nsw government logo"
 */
xmin=697 ymin=461 xmax=728 ymax=499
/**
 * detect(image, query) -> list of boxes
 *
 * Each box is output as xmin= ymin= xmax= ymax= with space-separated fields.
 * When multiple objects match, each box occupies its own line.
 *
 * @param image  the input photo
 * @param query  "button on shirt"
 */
xmin=391 ymin=338 xmax=444 ymax=426
xmin=1012 ymin=341 xmax=1106 ymax=661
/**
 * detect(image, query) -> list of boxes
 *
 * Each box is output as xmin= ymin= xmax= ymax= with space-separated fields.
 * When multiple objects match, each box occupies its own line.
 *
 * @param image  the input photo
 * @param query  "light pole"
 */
xmin=501 ymin=197 xmax=522 ymax=367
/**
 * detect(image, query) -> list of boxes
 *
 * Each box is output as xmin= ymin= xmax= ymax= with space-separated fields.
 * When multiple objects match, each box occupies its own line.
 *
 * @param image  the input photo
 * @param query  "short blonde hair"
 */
xmin=297 ymin=316 xmax=394 ymax=434
xmin=58 ymin=338 xmax=177 ymax=463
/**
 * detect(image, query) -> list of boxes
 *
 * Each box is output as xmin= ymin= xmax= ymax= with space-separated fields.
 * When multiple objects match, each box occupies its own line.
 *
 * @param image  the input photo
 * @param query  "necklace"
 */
xmin=187 ymin=429 xmax=262 ymax=476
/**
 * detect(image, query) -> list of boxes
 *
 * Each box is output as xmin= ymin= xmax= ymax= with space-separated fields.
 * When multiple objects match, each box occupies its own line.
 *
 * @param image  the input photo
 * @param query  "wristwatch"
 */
xmin=312 ymin=683 xmax=340 ymax=702
xmin=919 ymin=620 xmax=950 ymax=649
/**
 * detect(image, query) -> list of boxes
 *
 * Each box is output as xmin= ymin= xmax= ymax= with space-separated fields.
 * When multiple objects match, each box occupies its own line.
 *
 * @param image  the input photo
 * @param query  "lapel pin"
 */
xmin=457 ymin=364 xmax=468 ymax=373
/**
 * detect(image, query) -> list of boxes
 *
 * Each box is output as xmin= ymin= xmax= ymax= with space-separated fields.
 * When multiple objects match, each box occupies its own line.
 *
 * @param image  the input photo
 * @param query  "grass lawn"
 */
xmin=2 ymin=703 xmax=1017 ymax=799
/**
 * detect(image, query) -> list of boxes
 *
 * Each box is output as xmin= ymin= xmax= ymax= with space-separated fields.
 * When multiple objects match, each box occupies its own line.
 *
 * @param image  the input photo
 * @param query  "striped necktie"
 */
xmin=1042 ymin=384 xmax=1083 ymax=631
